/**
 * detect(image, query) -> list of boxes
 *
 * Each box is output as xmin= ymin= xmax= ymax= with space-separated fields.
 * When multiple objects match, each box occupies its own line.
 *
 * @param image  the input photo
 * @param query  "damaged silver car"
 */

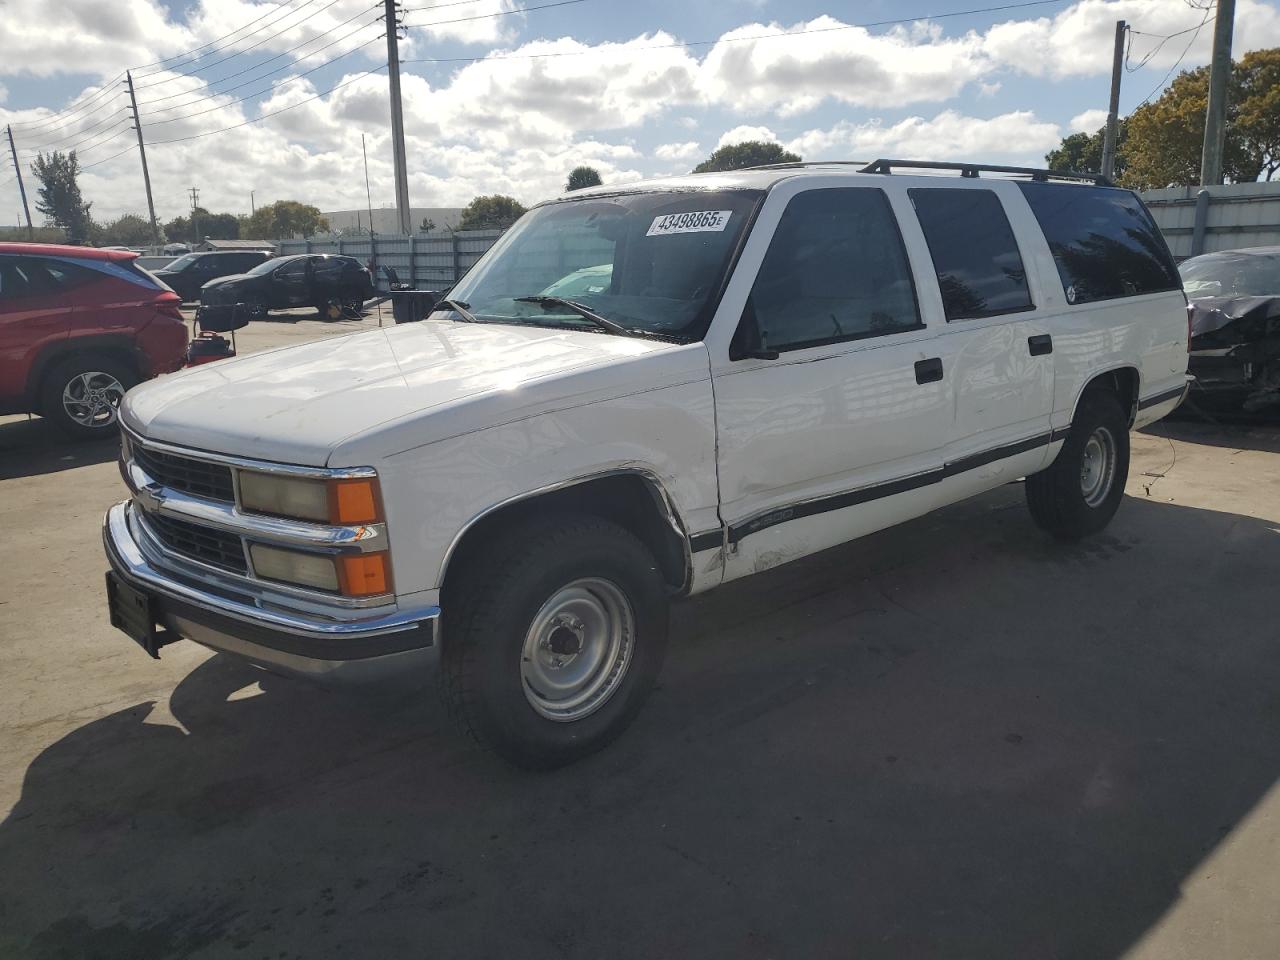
xmin=1182 ymin=246 xmax=1280 ymax=412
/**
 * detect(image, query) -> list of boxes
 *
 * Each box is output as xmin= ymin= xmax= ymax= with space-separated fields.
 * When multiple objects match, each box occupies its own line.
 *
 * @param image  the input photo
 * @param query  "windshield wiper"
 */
xmin=513 ymin=295 xmax=638 ymax=338
xmin=436 ymin=298 xmax=479 ymax=323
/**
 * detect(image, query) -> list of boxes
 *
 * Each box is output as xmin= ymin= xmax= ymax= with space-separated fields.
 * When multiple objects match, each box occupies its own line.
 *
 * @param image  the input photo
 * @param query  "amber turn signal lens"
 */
xmin=328 ymin=478 xmax=382 ymax=525
xmin=337 ymin=552 xmax=391 ymax=596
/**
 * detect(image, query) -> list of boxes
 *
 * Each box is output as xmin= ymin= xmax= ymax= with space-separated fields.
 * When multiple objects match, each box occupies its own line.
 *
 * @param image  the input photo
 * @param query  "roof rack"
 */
xmin=858 ymin=158 xmax=1112 ymax=187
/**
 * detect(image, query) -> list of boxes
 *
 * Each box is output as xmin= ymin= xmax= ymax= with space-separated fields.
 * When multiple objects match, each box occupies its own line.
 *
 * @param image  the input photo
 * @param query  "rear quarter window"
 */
xmin=1016 ymin=182 xmax=1180 ymax=304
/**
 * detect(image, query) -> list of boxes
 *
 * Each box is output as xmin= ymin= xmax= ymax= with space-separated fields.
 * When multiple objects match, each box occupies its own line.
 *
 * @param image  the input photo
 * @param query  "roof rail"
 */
xmin=859 ymin=158 xmax=1112 ymax=187
xmin=742 ymin=160 xmax=872 ymax=171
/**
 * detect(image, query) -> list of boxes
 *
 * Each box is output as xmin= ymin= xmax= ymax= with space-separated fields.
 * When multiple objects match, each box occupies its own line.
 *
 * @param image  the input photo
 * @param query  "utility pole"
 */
xmin=1200 ymin=0 xmax=1236 ymax=186
xmin=189 ymin=186 xmax=201 ymax=245
xmin=1101 ymin=20 xmax=1126 ymax=182
xmin=250 ymin=190 xmax=255 ymax=216
xmin=362 ymin=133 xmax=376 ymax=237
xmin=5 ymin=125 xmax=33 ymax=240
xmin=125 ymin=72 xmax=162 ymax=249
xmin=383 ymin=0 xmax=412 ymax=235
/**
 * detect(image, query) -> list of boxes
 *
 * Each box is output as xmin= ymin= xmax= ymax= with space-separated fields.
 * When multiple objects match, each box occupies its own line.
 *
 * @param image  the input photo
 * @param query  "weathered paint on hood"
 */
xmin=121 ymin=319 xmax=703 ymax=466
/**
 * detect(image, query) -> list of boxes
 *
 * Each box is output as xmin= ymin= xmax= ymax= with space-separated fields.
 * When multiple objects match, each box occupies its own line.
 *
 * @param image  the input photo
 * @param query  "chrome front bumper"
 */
xmin=103 ymin=501 xmax=441 ymax=682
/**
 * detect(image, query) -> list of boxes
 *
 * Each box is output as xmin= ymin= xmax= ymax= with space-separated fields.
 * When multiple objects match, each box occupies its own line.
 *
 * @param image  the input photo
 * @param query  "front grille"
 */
xmin=146 ymin=512 xmax=248 ymax=574
xmin=132 ymin=443 xmax=235 ymax=502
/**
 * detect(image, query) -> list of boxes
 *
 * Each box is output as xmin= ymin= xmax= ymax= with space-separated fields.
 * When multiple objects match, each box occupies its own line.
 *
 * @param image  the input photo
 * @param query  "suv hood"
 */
xmin=121 ymin=319 xmax=701 ymax=466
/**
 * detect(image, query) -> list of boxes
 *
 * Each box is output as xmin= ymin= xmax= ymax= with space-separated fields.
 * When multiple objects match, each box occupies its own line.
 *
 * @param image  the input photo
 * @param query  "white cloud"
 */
xmin=698 ymin=17 xmax=991 ymax=116
xmin=1069 ymin=108 xmax=1108 ymax=134
xmin=654 ymin=140 xmax=700 ymax=162
xmin=716 ymin=125 xmax=778 ymax=149
xmin=982 ymin=0 xmax=1280 ymax=79
xmin=785 ymin=110 xmax=1062 ymax=165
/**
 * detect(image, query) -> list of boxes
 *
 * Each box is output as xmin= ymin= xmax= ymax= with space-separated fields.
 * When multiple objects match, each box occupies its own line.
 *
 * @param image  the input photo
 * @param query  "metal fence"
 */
xmin=277 ymin=230 xmax=504 ymax=291
xmin=1141 ymin=181 xmax=1280 ymax=259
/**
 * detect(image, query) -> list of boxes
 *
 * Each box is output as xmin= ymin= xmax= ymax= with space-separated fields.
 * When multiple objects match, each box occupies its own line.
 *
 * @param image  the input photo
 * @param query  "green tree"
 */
xmin=419 ymin=217 xmax=436 ymax=234
xmin=95 ymin=213 xmax=154 ymax=247
xmin=693 ymin=141 xmax=801 ymax=174
xmin=1120 ymin=49 xmax=1280 ymax=189
xmin=565 ymin=165 xmax=603 ymax=191
xmin=1044 ymin=120 xmax=1128 ymax=179
xmin=1236 ymin=48 xmax=1280 ymax=180
xmin=164 ymin=208 xmax=239 ymax=244
xmin=31 ymin=150 xmax=93 ymax=244
xmin=243 ymin=200 xmax=329 ymax=239
xmin=457 ymin=195 xmax=527 ymax=231
xmin=0 ymin=225 xmax=63 ymax=242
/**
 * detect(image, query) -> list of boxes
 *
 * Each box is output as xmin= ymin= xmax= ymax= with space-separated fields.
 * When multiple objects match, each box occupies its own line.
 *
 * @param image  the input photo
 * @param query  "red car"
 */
xmin=0 ymin=243 xmax=187 ymax=438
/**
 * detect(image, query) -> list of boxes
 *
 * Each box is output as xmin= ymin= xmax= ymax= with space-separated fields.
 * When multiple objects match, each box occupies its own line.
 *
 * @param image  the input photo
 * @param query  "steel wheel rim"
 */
xmin=61 ymin=371 xmax=125 ymax=429
xmin=1080 ymin=426 xmax=1117 ymax=507
xmin=520 ymin=577 xmax=635 ymax=722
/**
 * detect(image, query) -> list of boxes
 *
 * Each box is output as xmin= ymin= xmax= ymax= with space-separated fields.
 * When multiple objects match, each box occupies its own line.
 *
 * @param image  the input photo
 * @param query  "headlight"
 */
xmin=238 ymin=472 xmax=382 ymax=524
xmin=249 ymin=544 xmax=392 ymax=596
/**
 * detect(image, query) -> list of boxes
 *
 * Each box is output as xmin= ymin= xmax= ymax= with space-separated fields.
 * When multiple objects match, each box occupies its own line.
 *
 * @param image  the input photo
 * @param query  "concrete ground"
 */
xmin=1 ymin=313 xmax=1278 ymax=959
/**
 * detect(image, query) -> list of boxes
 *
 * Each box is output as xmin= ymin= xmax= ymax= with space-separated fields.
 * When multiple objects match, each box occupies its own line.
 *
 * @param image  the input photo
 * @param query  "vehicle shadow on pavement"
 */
xmin=2 ymin=489 xmax=1278 ymax=959
xmin=1145 ymin=417 xmax=1280 ymax=453
xmin=0 ymin=418 xmax=118 ymax=479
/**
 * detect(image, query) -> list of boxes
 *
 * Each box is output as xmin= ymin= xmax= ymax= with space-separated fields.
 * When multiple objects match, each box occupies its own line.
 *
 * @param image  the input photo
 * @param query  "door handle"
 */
xmin=914 ymin=357 xmax=944 ymax=384
xmin=1028 ymin=334 xmax=1053 ymax=356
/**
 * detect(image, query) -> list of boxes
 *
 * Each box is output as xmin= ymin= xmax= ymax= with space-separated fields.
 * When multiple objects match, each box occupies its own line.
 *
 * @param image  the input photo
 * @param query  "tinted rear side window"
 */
xmin=909 ymin=188 xmax=1033 ymax=321
xmin=1017 ymin=182 xmax=1180 ymax=304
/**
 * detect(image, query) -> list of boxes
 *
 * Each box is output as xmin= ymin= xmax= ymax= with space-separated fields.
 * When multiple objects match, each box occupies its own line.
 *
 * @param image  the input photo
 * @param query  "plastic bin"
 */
xmin=389 ymin=290 xmax=441 ymax=324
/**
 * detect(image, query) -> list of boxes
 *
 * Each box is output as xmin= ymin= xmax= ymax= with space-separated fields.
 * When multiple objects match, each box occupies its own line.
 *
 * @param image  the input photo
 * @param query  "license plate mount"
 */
xmin=105 ymin=572 xmax=177 ymax=659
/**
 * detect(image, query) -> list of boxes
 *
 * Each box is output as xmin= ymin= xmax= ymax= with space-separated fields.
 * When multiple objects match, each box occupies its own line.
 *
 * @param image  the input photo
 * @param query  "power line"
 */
xmin=132 ymin=0 xmax=331 ymax=80
xmin=401 ymin=0 xmax=1070 ymax=65
xmin=1132 ymin=5 xmax=1213 ymax=108
xmin=79 ymin=144 xmax=140 ymax=171
xmin=142 ymin=33 xmax=385 ymax=127
xmin=402 ymin=0 xmax=586 ymax=21
xmin=137 ymin=12 xmax=384 ymax=114
xmin=6 ymin=83 xmax=127 ymax=133
xmin=134 ymin=0 xmax=370 ymax=88
xmin=146 ymin=65 xmax=389 ymax=146
xmin=16 ymin=107 xmax=130 ymax=154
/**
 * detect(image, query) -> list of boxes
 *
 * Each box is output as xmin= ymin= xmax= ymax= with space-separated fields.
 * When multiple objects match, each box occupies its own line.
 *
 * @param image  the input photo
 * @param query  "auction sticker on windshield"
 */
xmin=646 ymin=210 xmax=733 ymax=236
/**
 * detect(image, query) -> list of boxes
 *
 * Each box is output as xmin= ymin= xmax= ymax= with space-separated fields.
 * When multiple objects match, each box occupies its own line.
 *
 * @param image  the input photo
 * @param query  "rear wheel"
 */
xmin=441 ymin=514 xmax=669 ymax=769
xmin=1026 ymin=390 xmax=1129 ymax=541
xmin=40 ymin=355 xmax=137 ymax=440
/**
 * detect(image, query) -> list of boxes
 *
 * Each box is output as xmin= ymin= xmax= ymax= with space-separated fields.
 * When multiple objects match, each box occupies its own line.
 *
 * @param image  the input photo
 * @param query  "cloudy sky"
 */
xmin=1 ymin=0 xmax=1278 ymax=225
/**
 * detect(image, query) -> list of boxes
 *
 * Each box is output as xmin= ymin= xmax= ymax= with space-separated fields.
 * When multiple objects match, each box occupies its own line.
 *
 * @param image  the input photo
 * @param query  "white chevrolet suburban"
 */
xmin=104 ymin=160 xmax=1190 ymax=767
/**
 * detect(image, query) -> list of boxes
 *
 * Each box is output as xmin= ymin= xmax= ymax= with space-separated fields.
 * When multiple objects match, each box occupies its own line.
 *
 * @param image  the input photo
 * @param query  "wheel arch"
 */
xmin=1070 ymin=365 xmax=1140 ymax=428
xmin=437 ymin=469 xmax=693 ymax=607
xmin=28 ymin=334 xmax=142 ymax=411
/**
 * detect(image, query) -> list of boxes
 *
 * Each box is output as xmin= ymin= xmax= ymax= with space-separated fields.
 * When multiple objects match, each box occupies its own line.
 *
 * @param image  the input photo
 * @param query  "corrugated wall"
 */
xmin=277 ymin=230 xmax=504 ymax=290
xmin=1141 ymin=182 xmax=1280 ymax=259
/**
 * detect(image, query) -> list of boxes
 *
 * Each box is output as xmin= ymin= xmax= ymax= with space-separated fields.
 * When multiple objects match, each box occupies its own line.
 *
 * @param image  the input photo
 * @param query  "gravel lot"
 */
xmin=2 ymin=311 xmax=1278 ymax=959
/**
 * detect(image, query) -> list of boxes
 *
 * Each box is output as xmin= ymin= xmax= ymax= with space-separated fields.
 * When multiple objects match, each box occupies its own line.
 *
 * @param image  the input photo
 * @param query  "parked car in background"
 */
xmin=195 ymin=254 xmax=373 ymax=324
xmin=1180 ymin=245 xmax=1280 ymax=412
xmin=0 ymin=243 xmax=186 ymax=438
xmin=152 ymin=250 xmax=272 ymax=302
xmin=104 ymin=161 xmax=1188 ymax=767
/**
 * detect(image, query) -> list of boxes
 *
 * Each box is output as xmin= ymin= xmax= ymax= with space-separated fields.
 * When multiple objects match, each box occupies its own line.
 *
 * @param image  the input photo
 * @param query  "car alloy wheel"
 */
xmin=61 ymin=371 xmax=126 ymax=429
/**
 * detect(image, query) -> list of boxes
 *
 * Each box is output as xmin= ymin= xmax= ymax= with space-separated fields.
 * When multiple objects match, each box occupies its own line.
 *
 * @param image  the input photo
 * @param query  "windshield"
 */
xmin=1180 ymin=251 xmax=1280 ymax=298
xmin=246 ymin=257 xmax=282 ymax=277
xmin=166 ymin=254 xmax=199 ymax=271
xmin=439 ymin=189 xmax=762 ymax=341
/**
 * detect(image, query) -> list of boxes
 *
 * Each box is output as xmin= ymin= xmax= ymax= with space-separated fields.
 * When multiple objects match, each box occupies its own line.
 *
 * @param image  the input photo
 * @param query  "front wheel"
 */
xmin=1026 ymin=390 xmax=1130 ymax=541
xmin=40 ymin=356 xmax=137 ymax=439
xmin=441 ymin=515 xmax=669 ymax=769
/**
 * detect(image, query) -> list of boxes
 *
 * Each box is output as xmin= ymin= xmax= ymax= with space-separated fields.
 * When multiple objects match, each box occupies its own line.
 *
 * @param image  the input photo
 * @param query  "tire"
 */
xmin=441 ymin=514 xmax=669 ymax=769
xmin=340 ymin=287 xmax=365 ymax=316
xmin=39 ymin=355 xmax=137 ymax=440
xmin=1026 ymin=389 xmax=1130 ymax=541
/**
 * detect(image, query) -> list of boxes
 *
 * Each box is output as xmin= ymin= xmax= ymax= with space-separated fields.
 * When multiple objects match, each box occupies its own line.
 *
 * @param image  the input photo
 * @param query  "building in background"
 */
xmin=322 ymin=207 xmax=465 ymax=236
xmin=195 ymin=238 xmax=278 ymax=253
